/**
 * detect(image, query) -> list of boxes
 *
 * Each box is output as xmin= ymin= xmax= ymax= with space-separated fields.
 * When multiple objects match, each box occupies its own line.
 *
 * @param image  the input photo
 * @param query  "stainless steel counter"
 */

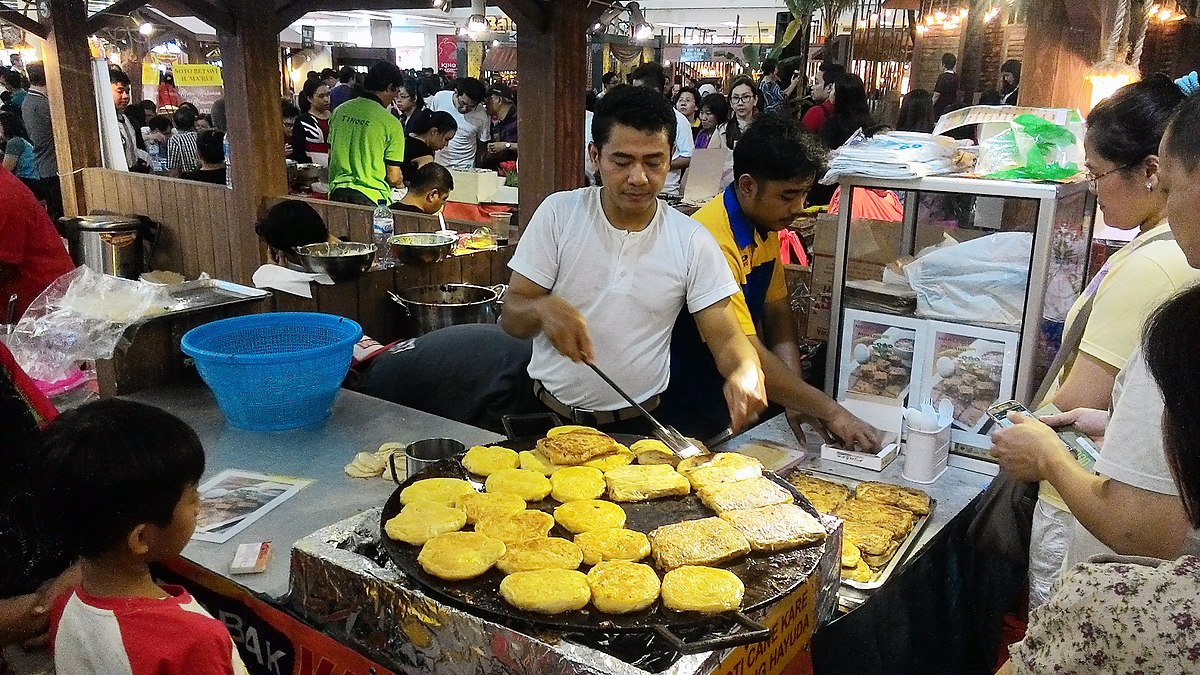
xmin=126 ymin=384 xmax=503 ymax=599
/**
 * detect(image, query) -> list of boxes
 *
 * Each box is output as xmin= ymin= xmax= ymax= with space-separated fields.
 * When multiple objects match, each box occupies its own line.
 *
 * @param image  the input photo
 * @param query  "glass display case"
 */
xmin=824 ymin=175 xmax=1095 ymax=472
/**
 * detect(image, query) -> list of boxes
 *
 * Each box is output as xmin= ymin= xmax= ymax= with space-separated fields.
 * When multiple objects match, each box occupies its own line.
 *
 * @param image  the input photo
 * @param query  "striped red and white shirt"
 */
xmin=50 ymin=584 xmax=249 ymax=675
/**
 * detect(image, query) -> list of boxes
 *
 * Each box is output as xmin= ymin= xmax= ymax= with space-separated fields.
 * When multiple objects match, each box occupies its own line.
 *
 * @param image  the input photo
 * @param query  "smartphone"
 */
xmin=986 ymin=400 xmax=1031 ymax=428
xmin=987 ymin=400 xmax=1101 ymax=471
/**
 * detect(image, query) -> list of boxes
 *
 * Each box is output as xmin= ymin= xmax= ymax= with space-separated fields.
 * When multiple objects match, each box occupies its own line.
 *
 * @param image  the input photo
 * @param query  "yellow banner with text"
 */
xmin=142 ymin=64 xmax=223 ymax=87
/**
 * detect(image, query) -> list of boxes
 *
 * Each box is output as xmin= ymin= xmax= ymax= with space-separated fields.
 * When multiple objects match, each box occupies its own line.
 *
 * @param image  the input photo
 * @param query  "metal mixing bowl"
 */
xmin=389 ymin=232 xmax=456 ymax=265
xmin=295 ymin=241 xmax=377 ymax=281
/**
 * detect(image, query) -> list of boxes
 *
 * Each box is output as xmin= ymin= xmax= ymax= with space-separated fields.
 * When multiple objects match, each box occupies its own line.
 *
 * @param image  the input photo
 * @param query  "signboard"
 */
xmin=142 ymin=63 xmax=223 ymax=87
xmin=301 ymin=25 xmax=315 ymax=50
xmin=680 ymin=46 xmax=713 ymax=63
xmin=486 ymin=16 xmax=515 ymax=32
xmin=436 ymin=34 xmax=458 ymax=75
xmin=712 ymin=572 xmax=819 ymax=675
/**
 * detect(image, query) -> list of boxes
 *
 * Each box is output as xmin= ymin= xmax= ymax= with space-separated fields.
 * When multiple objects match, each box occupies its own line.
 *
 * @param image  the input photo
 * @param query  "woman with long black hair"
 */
xmin=818 ymin=72 xmax=875 ymax=150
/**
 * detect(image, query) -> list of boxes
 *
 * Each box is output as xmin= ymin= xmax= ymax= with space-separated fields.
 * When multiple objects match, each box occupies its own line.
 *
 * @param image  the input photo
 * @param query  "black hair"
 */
xmin=941 ymin=53 xmax=957 ymax=70
xmin=820 ymin=72 xmax=874 ymax=149
xmin=398 ymin=77 xmax=424 ymax=109
xmin=1164 ymin=92 xmax=1200 ymax=171
xmin=3 ymin=68 xmax=24 ymax=90
xmin=338 ymin=65 xmax=356 ymax=83
xmin=586 ymin=89 xmax=598 ymax=113
xmin=1143 ymin=286 xmax=1200 ymax=526
xmin=364 ymin=61 xmax=404 ymax=93
xmin=173 ymin=106 xmax=197 ymax=131
xmin=454 ymin=77 xmax=486 ymax=105
xmin=819 ymin=62 xmax=846 ymax=80
xmin=108 ymin=65 xmax=131 ymax=87
xmin=139 ymin=99 xmax=157 ymax=114
xmin=281 ymin=99 xmax=300 ymax=120
xmin=256 ymin=199 xmax=330 ymax=250
xmin=675 ymin=86 xmax=700 ymax=108
xmin=37 ymin=400 xmax=205 ymax=558
xmin=725 ymin=76 xmax=760 ymax=147
xmin=0 ymin=110 xmax=28 ymax=140
xmin=299 ymin=78 xmax=328 ymax=113
xmin=761 ymin=58 xmax=778 ymax=76
xmin=408 ymin=161 xmax=454 ymax=194
xmin=700 ymin=92 xmax=730 ymax=125
xmin=407 ymin=108 xmax=457 ymax=136
xmin=124 ymin=103 xmax=146 ymax=130
xmin=1086 ymin=74 xmax=1185 ymax=170
xmin=1000 ymin=59 xmax=1021 ymax=85
xmin=591 ymin=84 xmax=676 ymax=150
xmin=733 ymin=112 xmax=823 ymax=186
xmin=896 ymin=88 xmax=935 ymax=133
xmin=979 ymin=89 xmax=1003 ymax=105
xmin=148 ymin=114 xmax=173 ymax=134
xmin=196 ymin=128 xmax=225 ymax=164
xmin=26 ymin=61 xmax=45 ymax=87
xmin=602 ymin=71 xmax=620 ymax=86
xmin=177 ymin=101 xmax=199 ymax=116
xmin=630 ymin=62 xmax=667 ymax=93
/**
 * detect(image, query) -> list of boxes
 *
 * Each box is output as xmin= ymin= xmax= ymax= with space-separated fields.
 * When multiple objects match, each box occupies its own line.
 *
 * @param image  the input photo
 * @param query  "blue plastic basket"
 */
xmin=181 ymin=312 xmax=363 ymax=431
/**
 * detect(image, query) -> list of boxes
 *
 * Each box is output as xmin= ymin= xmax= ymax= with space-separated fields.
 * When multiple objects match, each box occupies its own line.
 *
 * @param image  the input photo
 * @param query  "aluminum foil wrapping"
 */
xmin=289 ymin=508 xmax=840 ymax=675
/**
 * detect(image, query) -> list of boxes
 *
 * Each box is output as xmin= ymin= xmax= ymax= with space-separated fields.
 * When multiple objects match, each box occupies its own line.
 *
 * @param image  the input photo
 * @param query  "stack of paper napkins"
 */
xmin=821 ymin=131 xmax=970 ymax=184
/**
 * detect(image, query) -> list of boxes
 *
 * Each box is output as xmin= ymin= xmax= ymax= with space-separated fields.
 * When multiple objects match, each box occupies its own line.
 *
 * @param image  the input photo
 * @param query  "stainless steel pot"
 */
xmin=389 ymin=283 xmax=506 ymax=335
xmin=59 ymin=215 xmax=144 ymax=279
xmin=295 ymin=241 xmax=376 ymax=281
xmin=389 ymin=232 xmax=456 ymax=265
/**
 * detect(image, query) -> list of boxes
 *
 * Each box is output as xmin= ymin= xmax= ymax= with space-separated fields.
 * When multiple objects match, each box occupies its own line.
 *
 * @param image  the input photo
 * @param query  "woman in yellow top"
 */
xmin=1023 ymin=75 xmax=1198 ymax=607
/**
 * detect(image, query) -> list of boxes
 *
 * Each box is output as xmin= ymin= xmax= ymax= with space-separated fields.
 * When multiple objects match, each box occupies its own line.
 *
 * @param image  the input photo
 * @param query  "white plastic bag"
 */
xmin=904 ymin=232 xmax=1033 ymax=326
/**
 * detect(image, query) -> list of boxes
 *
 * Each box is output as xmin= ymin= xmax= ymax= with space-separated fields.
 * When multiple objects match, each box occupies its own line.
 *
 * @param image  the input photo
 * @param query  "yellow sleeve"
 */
xmin=765 ymin=255 xmax=788 ymax=305
xmin=1079 ymin=246 xmax=1192 ymax=368
xmin=719 ymin=243 xmax=756 ymax=336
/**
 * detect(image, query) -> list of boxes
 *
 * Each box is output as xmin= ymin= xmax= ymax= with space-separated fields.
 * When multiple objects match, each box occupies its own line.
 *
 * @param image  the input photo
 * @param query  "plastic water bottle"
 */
xmin=373 ymin=199 xmax=395 ymax=268
xmin=223 ymin=136 xmax=232 ymax=187
xmin=146 ymin=139 xmax=162 ymax=172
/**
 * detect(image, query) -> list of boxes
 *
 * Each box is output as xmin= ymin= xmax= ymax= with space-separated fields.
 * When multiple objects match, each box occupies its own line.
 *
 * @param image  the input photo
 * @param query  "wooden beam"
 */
xmin=514 ymin=0 xmax=592 ymax=231
xmin=275 ymin=0 xmax=472 ymax=31
xmin=494 ymin=0 xmax=545 ymax=32
xmin=151 ymin=0 xmax=232 ymax=32
xmin=220 ymin=0 xmax=289 ymax=283
xmin=45 ymin=0 xmax=103 ymax=216
xmin=85 ymin=0 xmax=150 ymax=34
xmin=1022 ymin=0 xmax=1100 ymax=109
xmin=0 ymin=8 xmax=49 ymax=39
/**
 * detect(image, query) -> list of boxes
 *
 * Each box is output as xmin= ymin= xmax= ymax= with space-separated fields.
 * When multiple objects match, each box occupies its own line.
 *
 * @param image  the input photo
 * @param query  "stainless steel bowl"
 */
xmin=295 ymin=241 xmax=377 ymax=281
xmin=389 ymin=232 xmax=456 ymax=265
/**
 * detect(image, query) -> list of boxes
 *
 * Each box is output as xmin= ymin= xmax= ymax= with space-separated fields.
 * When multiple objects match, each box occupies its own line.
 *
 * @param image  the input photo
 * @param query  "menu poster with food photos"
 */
xmin=837 ymin=310 xmax=926 ymax=406
xmin=915 ymin=320 xmax=1019 ymax=449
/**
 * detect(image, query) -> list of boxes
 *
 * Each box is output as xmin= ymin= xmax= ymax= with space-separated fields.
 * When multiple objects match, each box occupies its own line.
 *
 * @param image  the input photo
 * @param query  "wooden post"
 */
xmin=218 ymin=0 xmax=289 ymax=283
xmin=1020 ymin=0 xmax=1101 ymax=110
xmin=45 ymin=0 xmax=103 ymax=217
xmin=509 ymin=0 xmax=595 ymax=232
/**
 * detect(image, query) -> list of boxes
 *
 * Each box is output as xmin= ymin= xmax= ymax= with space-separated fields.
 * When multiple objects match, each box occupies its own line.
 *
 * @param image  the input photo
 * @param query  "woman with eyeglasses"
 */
xmin=1015 ymin=74 xmax=1198 ymax=610
xmin=723 ymin=76 xmax=760 ymax=148
xmin=390 ymin=78 xmax=424 ymax=128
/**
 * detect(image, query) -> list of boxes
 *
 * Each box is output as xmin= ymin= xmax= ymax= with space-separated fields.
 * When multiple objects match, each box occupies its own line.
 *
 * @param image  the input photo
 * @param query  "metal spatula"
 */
xmin=585 ymin=362 xmax=706 ymax=459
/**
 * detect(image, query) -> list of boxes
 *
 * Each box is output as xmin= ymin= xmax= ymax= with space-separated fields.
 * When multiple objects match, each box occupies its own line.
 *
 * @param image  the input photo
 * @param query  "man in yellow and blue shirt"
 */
xmin=660 ymin=113 xmax=880 ymax=451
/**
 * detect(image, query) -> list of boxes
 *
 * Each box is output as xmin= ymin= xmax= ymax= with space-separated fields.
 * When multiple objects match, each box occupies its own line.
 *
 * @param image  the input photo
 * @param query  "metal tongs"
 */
xmin=585 ymin=362 xmax=707 ymax=459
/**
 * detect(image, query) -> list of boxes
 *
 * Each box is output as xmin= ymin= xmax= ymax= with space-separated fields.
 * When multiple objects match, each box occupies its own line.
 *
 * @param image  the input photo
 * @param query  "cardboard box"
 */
xmin=820 ymin=441 xmax=900 ymax=471
xmin=448 ymin=169 xmax=499 ymax=204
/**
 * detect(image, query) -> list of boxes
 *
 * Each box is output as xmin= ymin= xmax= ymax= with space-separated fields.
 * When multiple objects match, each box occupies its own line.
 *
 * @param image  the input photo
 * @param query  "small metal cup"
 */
xmin=403 ymin=438 xmax=466 ymax=479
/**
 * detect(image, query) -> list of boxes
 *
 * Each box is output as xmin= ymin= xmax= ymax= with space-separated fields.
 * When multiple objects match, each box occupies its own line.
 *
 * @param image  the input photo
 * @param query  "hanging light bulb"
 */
xmin=139 ymin=22 xmax=155 ymax=35
xmin=934 ymin=10 xmax=947 ymax=20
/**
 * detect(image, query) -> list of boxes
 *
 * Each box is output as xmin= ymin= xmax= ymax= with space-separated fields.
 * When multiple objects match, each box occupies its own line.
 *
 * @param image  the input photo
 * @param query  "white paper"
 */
xmin=192 ymin=469 xmax=312 ymax=544
xmin=251 ymin=264 xmax=333 ymax=299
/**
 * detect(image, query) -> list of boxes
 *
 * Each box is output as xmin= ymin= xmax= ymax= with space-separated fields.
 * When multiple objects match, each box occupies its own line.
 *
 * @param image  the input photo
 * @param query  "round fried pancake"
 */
xmin=417 ymin=531 xmax=506 ymax=581
xmin=844 ymin=559 xmax=873 ymax=583
xmin=536 ymin=432 xmax=619 ymax=466
xmin=553 ymin=499 xmax=627 ymax=534
xmin=475 ymin=509 xmax=556 ymax=544
xmin=499 ymin=569 xmax=591 ymax=614
xmin=454 ymin=491 xmax=526 ymax=525
xmin=661 ymin=566 xmax=745 ymax=613
xmin=496 ymin=537 xmax=583 ymax=574
xmin=587 ymin=561 xmax=660 ymax=614
xmin=485 ymin=468 xmax=552 ymax=501
xmin=383 ymin=501 xmax=466 ymax=545
xmin=574 ymin=527 xmax=652 ymax=565
xmin=550 ymin=466 xmax=606 ymax=502
xmin=399 ymin=477 xmax=476 ymax=507
xmin=580 ymin=445 xmax=636 ymax=471
xmin=841 ymin=541 xmax=862 ymax=569
xmin=462 ymin=445 xmax=519 ymax=477
xmin=518 ymin=450 xmax=563 ymax=477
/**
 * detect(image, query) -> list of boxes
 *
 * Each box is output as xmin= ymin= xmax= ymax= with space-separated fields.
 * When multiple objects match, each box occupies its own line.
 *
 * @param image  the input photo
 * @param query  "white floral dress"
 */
xmin=1010 ymin=555 xmax=1200 ymax=674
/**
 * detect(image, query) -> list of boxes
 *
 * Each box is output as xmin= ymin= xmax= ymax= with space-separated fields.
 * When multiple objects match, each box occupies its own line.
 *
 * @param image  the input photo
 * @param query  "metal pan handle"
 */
xmin=387 ymin=291 xmax=411 ymax=316
xmin=652 ymin=611 xmax=770 ymax=655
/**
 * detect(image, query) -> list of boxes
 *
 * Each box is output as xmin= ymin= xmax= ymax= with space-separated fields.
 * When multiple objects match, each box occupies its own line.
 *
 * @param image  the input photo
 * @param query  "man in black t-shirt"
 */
xmin=932 ymin=53 xmax=959 ymax=120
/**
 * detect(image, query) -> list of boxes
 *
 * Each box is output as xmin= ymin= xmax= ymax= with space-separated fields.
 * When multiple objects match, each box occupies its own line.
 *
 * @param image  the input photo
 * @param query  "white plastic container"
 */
xmin=902 ymin=419 xmax=951 ymax=484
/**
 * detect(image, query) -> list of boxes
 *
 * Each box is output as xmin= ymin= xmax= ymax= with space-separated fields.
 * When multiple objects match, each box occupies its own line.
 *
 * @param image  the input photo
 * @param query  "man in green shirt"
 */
xmin=328 ymin=61 xmax=406 ymax=206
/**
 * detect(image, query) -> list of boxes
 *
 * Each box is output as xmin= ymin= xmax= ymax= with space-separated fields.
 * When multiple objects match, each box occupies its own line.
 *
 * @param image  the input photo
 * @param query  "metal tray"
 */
xmin=143 ymin=278 xmax=270 ymax=321
xmin=789 ymin=470 xmax=935 ymax=592
xmin=380 ymin=438 xmax=830 ymax=655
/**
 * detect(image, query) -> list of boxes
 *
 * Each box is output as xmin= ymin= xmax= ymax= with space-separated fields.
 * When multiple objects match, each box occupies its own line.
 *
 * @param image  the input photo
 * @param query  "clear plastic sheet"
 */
xmin=8 ymin=266 xmax=172 ymax=382
xmin=289 ymin=508 xmax=839 ymax=674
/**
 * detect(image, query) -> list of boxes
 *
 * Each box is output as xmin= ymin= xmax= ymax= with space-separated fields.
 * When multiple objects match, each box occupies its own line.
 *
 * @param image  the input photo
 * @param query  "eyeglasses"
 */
xmin=730 ymin=94 xmax=755 ymax=103
xmin=1085 ymin=164 xmax=1132 ymax=192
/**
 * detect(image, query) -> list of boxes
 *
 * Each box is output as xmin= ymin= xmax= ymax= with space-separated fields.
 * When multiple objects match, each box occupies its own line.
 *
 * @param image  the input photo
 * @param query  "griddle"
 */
xmin=379 ymin=434 xmax=828 ymax=655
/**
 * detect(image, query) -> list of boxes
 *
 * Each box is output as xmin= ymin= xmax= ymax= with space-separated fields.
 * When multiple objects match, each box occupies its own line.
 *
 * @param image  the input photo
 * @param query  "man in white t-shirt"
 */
xmin=503 ymin=85 xmax=766 ymax=434
xmin=631 ymin=62 xmax=694 ymax=197
xmin=427 ymin=77 xmax=490 ymax=169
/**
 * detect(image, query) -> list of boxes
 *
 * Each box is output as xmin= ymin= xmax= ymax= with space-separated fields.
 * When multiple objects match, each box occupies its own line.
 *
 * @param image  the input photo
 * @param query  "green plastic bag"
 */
xmin=980 ymin=114 xmax=1080 ymax=181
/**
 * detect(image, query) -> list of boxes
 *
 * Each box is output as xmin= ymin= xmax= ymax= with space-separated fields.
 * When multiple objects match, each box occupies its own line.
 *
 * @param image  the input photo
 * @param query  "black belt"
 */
xmin=533 ymin=380 xmax=658 ymax=427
